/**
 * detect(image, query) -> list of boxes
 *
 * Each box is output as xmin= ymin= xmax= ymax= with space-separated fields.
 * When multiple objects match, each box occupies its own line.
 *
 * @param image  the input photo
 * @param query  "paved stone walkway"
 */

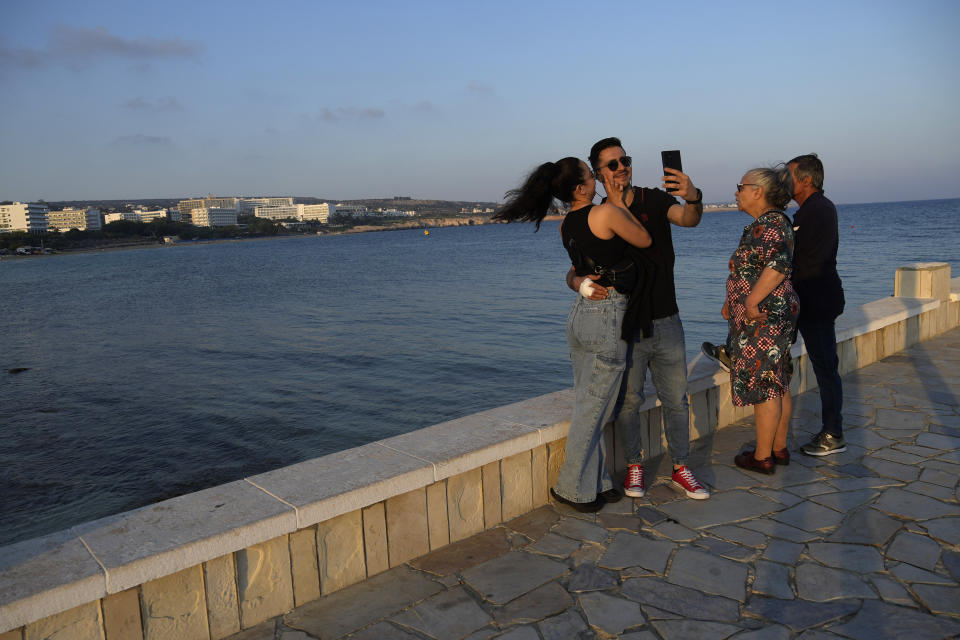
xmin=228 ymin=329 xmax=960 ymax=640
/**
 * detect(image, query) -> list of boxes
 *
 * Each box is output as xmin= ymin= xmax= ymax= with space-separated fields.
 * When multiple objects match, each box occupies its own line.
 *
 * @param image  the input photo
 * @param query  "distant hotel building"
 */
xmin=254 ymin=203 xmax=334 ymax=223
xmin=238 ymin=197 xmax=294 ymax=214
xmin=134 ymin=208 xmax=170 ymax=222
xmin=0 ymin=202 xmax=49 ymax=233
xmin=191 ymin=207 xmax=238 ymax=227
xmin=178 ymin=196 xmax=239 ymax=224
xmin=104 ymin=212 xmax=142 ymax=224
xmin=48 ymin=207 xmax=101 ymax=232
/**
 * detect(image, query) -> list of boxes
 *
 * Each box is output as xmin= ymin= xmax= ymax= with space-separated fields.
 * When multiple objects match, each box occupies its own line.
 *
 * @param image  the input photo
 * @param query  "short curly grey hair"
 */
xmin=744 ymin=166 xmax=794 ymax=210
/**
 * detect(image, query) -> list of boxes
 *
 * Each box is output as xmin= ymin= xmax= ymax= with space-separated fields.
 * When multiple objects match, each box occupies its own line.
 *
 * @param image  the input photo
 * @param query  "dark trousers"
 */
xmin=798 ymin=316 xmax=844 ymax=436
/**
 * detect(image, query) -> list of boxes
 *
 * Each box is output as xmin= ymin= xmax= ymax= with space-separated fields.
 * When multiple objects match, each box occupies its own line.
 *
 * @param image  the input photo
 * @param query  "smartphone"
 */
xmin=661 ymin=150 xmax=682 ymax=193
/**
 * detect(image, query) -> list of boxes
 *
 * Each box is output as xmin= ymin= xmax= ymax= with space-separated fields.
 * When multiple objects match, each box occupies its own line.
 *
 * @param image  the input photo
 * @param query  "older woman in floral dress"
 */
xmin=724 ymin=166 xmax=800 ymax=474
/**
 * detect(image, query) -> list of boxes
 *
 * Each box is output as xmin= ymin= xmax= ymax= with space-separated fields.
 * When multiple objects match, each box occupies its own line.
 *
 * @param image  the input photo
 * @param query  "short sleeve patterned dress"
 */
xmin=725 ymin=211 xmax=800 ymax=406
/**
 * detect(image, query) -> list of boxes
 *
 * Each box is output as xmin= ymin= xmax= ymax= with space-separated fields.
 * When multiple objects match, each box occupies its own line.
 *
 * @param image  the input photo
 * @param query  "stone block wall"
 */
xmin=1 ymin=264 xmax=957 ymax=639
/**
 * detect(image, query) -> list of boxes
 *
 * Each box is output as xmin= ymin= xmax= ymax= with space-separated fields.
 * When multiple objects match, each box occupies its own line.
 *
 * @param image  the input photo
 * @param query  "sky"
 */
xmin=1 ymin=0 xmax=958 ymax=205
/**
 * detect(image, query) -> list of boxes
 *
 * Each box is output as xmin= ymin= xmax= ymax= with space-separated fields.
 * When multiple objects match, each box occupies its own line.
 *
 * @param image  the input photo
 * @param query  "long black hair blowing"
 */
xmin=493 ymin=157 xmax=584 ymax=230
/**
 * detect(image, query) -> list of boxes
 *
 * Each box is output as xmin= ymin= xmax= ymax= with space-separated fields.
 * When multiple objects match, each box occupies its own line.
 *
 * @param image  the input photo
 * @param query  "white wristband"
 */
xmin=579 ymin=278 xmax=599 ymax=298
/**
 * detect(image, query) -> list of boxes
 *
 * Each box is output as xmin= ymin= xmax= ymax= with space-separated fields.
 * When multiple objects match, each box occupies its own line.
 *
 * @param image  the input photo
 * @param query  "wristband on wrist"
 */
xmin=685 ymin=188 xmax=702 ymax=205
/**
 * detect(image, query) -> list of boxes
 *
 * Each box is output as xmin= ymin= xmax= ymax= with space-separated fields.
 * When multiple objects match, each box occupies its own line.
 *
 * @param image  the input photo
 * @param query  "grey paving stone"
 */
xmin=492 ymin=581 xmax=573 ymax=626
xmin=762 ymin=539 xmax=804 ymax=565
xmin=652 ymin=520 xmax=699 ymax=542
xmin=806 ymin=542 xmax=884 ymax=573
xmin=918 ymin=467 xmax=957 ymax=488
xmin=753 ymin=560 xmax=793 ymax=600
xmin=658 ymin=490 xmax=780 ymax=529
xmin=902 ymin=480 xmax=956 ymax=501
xmin=826 ymin=463 xmax=886 ymax=478
xmin=771 ymin=501 xmax=845 ymax=532
xmin=783 ymin=482 xmax=839 ymax=498
xmin=829 ymin=599 xmax=960 ymax=640
xmin=793 ymin=630 xmax=849 ymax=640
xmin=570 ymin=542 xmax=605 ymax=568
xmin=942 ymin=549 xmax=960 ymax=582
xmin=894 ymin=443 xmax=942 ymax=458
xmin=505 ymin=506 xmax=561 ymax=541
xmin=868 ymin=575 xmax=916 ymax=607
xmin=886 ymin=531 xmax=942 ymax=570
xmin=795 ymin=562 xmax=876 ymax=601
xmin=410 ymin=526 xmax=512 ymax=576
xmin=461 ymin=551 xmax=567 ymax=605
xmin=889 ymin=562 xmax=956 ymax=585
xmin=874 ymin=428 xmax=921 ymax=443
xmin=708 ymin=525 xmax=767 ymax=548
xmin=667 ymin=547 xmax=749 ymax=602
xmin=389 ymin=587 xmax=493 ymax=640
xmin=620 ymin=631 xmax=659 ymax=640
xmin=912 ymin=583 xmax=960 ymax=616
xmin=844 ymin=427 xmax=894 ymax=450
xmin=826 ymin=506 xmax=901 ymax=545
xmin=758 ymin=464 xmax=830 ymax=489
xmin=345 ymin=621 xmax=422 ymax=639
xmin=875 ymin=408 xmax=928 ymax=430
xmin=651 ymin=619 xmax=743 ymax=639
xmin=743 ymin=597 xmax=859 ymax=631
xmin=917 ymin=431 xmax=960 ymax=450
xmin=226 ymin=621 xmax=276 ymax=640
xmin=921 ymin=516 xmax=960 ymax=545
xmin=598 ymin=512 xmax=642 ymax=532
xmin=599 ymin=532 xmax=675 ymax=573
xmin=750 ymin=487 xmax=805 ymax=507
xmin=490 ymin=626 xmax=539 ymax=640
xmin=872 ymin=447 xmax=927 ymax=466
xmin=552 ymin=517 xmax=609 ymax=543
xmin=739 ymin=517 xmax=820 ymax=543
xmin=567 ymin=562 xmax=618 ymax=593
xmin=872 ymin=487 xmax=956 ymax=520
xmin=695 ymin=537 xmax=757 ymax=562
xmin=284 ymin=565 xmax=443 ymax=639
xmin=621 ymin=577 xmax=741 ymax=621
xmin=642 ymin=605 xmax=684 ymax=619
xmin=860 ymin=456 xmax=921 ymax=482
xmin=698 ymin=465 xmax=764 ymax=491
xmin=538 ymin=609 xmax=588 ymax=640
xmin=527 ymin=532 xmax=581 ymax=558
xmin=730 ymin=625 xmax=792 ymax=640
xmin=579 ymin=591 xmax=646 ymax=636
xmin=825 ymin=476 xmax=903 ymax=490
xmin=807 ymin=488 xmax=879 ymax=512
xmin=636 ymin=506 xmax=669 ymax=525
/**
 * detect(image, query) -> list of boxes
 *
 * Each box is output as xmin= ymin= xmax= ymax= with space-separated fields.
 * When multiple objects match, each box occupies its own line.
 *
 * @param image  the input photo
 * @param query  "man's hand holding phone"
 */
xmin=662 ymin=167 xmax=699 ymax=202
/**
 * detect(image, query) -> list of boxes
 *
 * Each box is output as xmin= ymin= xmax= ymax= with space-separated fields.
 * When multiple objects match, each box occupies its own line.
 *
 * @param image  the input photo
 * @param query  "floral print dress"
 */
xmin=725 ymin=211 xmax=800 ymax=406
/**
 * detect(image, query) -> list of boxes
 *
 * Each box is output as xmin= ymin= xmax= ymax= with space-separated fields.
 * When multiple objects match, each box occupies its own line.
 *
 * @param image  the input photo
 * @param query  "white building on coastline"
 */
xmin=133 ymin=209 xmax=170 ymax=223
xmin=191 ymin=207 xmax=238 ymax=227
xmin=48 ymin=207 xmax=101 ymax=231
xmin=178 ymin=196 xmax=239 ymax=224
xmin=254 ymin=203 xmax=334 ymax=223
xmin=239 ymin=197 xmax=294 ymax=214
xmin=104 ymin=212 xmax=141 ymax=224
xmin=0 ymin=202 xmax=49 ymax=233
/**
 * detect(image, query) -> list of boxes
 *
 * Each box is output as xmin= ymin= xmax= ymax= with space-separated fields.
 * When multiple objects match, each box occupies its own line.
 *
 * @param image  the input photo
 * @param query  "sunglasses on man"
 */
xmin=597 ymin=156 xmax=632 ymax=173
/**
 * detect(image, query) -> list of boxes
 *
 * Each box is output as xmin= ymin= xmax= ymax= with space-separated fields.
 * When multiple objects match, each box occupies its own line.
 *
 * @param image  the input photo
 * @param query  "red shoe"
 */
xmin=624 ymin=464 xmax=645 ymax=498
xmin=773 ymin=448 xmax=790 ymax=466
xmin=671 ymin=466 xmax=710 ymax=499
xmin=735 ymin=450 xmax=776 ymax=475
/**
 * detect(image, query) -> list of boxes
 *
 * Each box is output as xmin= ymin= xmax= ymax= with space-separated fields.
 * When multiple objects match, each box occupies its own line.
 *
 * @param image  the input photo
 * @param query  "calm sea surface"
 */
xmin=1 ymin=198 xmax=957 ymax=545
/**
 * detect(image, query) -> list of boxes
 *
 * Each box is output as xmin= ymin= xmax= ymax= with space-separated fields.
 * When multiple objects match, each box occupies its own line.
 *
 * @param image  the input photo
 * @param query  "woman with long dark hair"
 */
xmin=494 ymin=157 xmax=651 ymax=511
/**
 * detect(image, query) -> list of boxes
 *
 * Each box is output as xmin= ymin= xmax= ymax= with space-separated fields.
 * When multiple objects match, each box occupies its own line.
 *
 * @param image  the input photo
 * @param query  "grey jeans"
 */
xmin=554 ymin=291 xmax=629 ymax=503
xmin=613 ymin=314 xmax=691 ymax=467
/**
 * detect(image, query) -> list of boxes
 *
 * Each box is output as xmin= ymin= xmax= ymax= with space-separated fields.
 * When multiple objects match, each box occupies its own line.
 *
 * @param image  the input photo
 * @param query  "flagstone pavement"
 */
xmin=228 ymin=329 xmax=960 ymax=640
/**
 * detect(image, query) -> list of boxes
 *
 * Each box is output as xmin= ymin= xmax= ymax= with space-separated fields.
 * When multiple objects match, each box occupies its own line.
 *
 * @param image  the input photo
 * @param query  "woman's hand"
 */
xmin=721 ymin=300 xmax=730 ymax=320
xmin=603 ymin=174 xmax=629 ymax=208
xmin=744 ymin=297 xmax=768 ymax=323
xmin=576 ymin=274 xmax=609 ymax=300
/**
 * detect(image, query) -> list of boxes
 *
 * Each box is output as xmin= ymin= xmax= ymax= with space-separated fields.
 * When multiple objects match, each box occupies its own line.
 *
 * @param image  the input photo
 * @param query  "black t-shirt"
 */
xmin=791 ymin=191 xmax=845 ymax=320
xmin=625 ymin=187 xmax=680 ymax=318
xmin=562 ymin=205 xmax=627 ymax=274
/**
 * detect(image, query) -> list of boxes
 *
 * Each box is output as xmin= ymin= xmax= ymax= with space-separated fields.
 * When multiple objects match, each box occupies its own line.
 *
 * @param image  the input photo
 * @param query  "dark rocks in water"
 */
xmin=8 ymin=368 xmax=29 ymax=374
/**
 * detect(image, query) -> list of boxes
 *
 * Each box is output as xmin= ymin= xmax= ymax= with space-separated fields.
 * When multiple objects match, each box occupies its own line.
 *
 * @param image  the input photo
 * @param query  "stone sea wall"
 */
xmin=0 ymin=263 xmax=957 ymax=640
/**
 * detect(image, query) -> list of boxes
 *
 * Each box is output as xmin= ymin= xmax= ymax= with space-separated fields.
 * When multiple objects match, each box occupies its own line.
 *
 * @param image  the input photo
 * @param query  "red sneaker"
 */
xmin=624 ymin=464 xmax=645 ymax=498
xmin=671 ymin=466 xmax=710 ymax=500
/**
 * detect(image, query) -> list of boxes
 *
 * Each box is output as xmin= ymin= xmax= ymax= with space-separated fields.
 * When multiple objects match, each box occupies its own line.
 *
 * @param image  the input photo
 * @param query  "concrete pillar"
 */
xmin=894 ymin=262 xmax=951 ymax=300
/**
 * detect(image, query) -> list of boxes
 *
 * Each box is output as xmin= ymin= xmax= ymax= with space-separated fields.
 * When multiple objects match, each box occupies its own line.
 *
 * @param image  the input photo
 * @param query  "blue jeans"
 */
xmin=798 ymin=316 xmax=843 ymax=437
xmin=614 ymin=314 xmax=690 ymax=467
xmin=555 ymin=292 xmax=629 ymax=502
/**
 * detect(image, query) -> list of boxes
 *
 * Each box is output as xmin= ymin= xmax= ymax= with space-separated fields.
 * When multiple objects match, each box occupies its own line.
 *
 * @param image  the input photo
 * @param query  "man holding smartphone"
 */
xmin=566 ymin=136 xmax=709 ymax=501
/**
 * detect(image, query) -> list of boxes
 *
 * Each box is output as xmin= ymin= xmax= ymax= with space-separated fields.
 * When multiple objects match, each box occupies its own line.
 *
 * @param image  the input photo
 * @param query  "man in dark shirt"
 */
xmin=566 ymin=137 xmax=710 ymax=501
xmin=789 ymin=154 xmax=846 ymax=456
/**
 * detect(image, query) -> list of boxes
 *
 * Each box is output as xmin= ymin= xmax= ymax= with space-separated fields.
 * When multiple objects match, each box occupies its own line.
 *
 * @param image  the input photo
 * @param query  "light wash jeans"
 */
xmin=613 ymin=314 xmax=691 ymax=467
xmin=554 ymin=291 xmax=630 ymax=503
